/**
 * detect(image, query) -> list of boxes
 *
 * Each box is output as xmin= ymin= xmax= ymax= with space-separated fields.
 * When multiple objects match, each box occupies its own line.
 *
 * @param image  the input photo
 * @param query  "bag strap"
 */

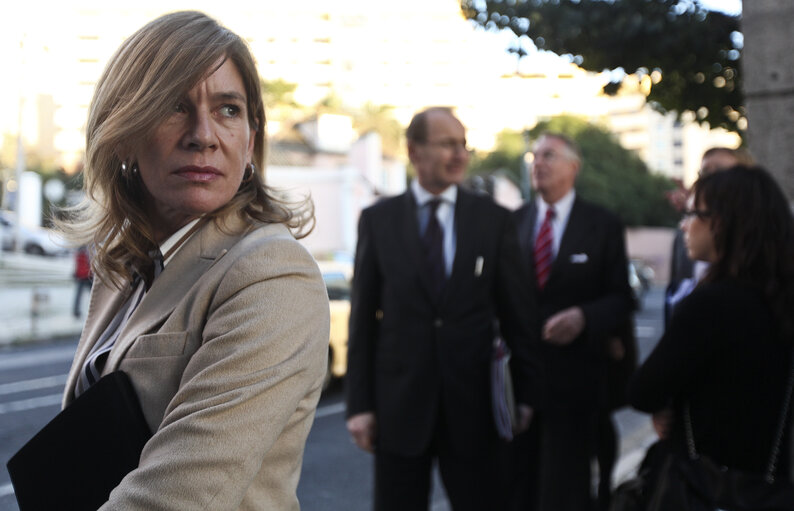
xmin=684 ymin=348 xmax=794 ymax=484
xmin=768 ymin=349 xmax=794 ymax=482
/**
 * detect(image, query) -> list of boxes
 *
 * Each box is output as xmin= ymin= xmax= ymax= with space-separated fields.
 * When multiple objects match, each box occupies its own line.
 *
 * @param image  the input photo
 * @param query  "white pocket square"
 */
xmin=474 ymin=256 xmax=484 ymax=277
xmin=570 ymin=253 xmax=589 ymax=263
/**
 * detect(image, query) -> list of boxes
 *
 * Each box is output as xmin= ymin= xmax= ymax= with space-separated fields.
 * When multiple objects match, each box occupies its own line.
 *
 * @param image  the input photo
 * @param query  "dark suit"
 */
xmin=513 ymin=196 xmax=633 ymax=511
xmin=664 ymin=228 xmax=695 ymax=325
xmin=346 ymin=186 xmax=541 ymax=510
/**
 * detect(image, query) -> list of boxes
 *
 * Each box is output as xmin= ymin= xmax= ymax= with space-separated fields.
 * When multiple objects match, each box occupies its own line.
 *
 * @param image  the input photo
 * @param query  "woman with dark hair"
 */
xmin=630 ymin=165 xmax=794 ymax=487
xmin=57 ymin=11 xmax=329 ymax=509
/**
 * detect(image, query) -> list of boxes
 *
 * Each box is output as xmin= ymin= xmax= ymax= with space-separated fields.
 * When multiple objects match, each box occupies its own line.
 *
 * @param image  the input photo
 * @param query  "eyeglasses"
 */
xmin=529 ymin=149 xmax=576 ymax=163
xmin=421 ymin=139 xmax=471 ymax=154
xmin=681 ymin=209 xmax=712 ymax=220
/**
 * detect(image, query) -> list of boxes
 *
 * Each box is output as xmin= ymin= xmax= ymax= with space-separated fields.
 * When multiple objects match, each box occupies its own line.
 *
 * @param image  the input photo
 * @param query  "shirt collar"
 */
xmin=159 ymin=218 xmax=200 ymax=267
xmin=538 ymin=189 xmax=576 ymax=220
xmin=411 ymin=179 xmax=458 ymax=207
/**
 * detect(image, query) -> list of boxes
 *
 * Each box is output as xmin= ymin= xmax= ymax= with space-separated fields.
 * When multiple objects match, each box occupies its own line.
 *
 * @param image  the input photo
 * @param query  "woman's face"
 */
xmin=682 ymin=196 xmax=717 ymax=263
xmin=135 ymin=58 xmax=255 ymax=240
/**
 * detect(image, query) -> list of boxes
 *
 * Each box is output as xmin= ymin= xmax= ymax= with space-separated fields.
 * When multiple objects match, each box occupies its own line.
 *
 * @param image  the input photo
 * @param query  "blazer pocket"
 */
xmin=125 ymin=331 xmax=189 ymax=359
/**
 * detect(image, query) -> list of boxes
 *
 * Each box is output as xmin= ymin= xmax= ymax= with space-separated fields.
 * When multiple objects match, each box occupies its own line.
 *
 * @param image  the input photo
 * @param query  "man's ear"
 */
xmin=572 ymin=160 xmax=581 ymax=179
xmin=407 ymin=140 xmax=419 ymax=165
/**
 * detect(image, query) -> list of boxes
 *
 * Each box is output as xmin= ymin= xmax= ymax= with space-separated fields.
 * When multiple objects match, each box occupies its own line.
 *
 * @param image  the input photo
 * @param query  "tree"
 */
xmin=461 ymin=0 xmax=744 ymax=134
xmin=261 ymin=78 xmax=299 ymax=111
xmin=472 ymin=116 xmax=680 ymax=227
xmin=352 ymin=103 xmax=405 ymax=158
xmin=469 ymin=129 xmax=527 ymax=185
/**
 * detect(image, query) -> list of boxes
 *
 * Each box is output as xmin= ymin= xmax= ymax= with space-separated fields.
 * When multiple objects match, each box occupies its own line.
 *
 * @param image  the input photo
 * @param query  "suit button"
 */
xmin=434 ymin=318 xmax=443 ymax=328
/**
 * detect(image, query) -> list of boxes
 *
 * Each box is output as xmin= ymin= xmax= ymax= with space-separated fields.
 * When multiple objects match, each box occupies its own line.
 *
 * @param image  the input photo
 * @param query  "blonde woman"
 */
xmin=60 ymin=11 xmax=328 ymax=510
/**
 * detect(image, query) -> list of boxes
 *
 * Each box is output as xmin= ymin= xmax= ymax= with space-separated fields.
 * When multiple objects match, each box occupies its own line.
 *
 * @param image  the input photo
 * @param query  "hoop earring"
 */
xmin=242 ymin=163 xmax=255 ymax=184
xmin=121 ymin=160 xmax=140 ymax=181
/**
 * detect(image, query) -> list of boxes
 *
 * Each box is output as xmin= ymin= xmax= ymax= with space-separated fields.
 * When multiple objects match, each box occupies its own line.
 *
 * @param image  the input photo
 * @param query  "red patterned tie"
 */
xmin=534 ymin=206 xmax=556 ymax=289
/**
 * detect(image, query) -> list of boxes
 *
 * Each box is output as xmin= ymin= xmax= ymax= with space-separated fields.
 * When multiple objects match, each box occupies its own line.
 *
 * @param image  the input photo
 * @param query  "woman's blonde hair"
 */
xmin=61 ymin=11 xmax=313 ymax=288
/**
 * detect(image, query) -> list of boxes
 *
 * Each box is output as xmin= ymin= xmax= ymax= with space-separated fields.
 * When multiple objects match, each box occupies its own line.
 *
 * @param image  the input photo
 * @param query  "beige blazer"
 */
xmin=63 ymin=217 xmax=330 ymax=510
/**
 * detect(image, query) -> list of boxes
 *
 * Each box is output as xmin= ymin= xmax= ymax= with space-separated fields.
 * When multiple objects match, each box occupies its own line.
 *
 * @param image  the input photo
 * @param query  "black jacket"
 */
xmin=514 ymin=197 xmax=633 ymax=411
xmin=346 ymin=187 xmax=542 ymax=457
xmin=631 ymin=279 xmax=792 ymax=476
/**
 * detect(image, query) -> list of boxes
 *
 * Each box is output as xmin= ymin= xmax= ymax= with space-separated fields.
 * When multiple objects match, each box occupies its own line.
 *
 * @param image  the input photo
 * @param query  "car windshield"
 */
xmin=323 ymin=272 xmax=351 ymax=301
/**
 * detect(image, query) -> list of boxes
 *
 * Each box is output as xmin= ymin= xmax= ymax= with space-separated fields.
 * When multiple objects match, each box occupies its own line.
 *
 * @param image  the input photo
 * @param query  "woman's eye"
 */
xmin=174 ymin=103 xmax=187 ymax=113
xmin=219 ymin=105 xmax=240 ymax=117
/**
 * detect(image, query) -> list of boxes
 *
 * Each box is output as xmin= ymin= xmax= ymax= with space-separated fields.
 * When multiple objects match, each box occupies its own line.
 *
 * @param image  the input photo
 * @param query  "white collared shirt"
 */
xmin=75 ymin=218 xmax=201 ymax=397
xmin=160 ymin=218 xmax=200 ymax=267
xmin=535 ymin=189 xmax=576 ymax=258
xmin=411 ymin=179 xmax=457 ymax=276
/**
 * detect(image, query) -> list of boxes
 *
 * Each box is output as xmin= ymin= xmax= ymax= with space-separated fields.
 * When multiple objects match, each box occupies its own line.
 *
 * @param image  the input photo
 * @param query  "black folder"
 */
xmin=6 ymin=371 xmax=151 ymax=511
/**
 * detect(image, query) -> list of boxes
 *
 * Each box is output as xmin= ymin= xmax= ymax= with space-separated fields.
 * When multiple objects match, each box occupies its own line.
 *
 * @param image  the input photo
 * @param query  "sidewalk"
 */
xmin=0 ymin=252 xmax=86 ymax=345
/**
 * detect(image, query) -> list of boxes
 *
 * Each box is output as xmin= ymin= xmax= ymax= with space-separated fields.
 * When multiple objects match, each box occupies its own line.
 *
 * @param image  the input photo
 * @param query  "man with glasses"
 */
xmin=345 ymin=107 xmax=542 ymax=510
xmin=512 ymin=133 xmax=633 ymax=511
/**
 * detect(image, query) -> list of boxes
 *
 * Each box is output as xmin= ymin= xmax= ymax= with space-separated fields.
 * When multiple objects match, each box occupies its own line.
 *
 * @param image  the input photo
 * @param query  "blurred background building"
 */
xmin=1 ymin=0 xmax=740 ymax=255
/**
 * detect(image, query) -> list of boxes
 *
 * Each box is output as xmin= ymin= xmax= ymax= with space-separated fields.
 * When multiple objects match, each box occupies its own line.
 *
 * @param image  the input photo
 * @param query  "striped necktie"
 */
xmin=534 ymin=206 xmax=556 ymax=290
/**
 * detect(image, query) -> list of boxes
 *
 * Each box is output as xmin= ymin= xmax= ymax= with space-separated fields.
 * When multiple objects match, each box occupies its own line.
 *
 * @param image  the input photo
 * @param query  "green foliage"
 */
xmin=352 ymin=103 xmax=405 ymax=158
xmin=261 ymin=78 xmax=299 ymax=110
xmin=531 ymin=116 xmax=679 ymax=227
xmin=261 ymin=79 xmax=404 ymax=158
xmin=461 ymin=0 xmax=744 ymax=134
xmin=469 ymin=130 xmax=527 ymax=184
xmin=473 ymin=116 xmax=679 ymax=226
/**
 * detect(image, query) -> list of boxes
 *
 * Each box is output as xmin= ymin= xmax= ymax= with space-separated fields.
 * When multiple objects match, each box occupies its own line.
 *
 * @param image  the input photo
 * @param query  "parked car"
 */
xmin=0 ymin=210 xmax=69 ymax=256
xmin=319 ymin=261 xmax=352 ymax=391
xmin=628 ymin=259 xmax=654 ymax=310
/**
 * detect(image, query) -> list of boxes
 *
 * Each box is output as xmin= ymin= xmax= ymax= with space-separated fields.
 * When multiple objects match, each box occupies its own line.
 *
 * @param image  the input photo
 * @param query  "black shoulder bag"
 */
xmin=647 ymin=352 xmax=794 ymax=511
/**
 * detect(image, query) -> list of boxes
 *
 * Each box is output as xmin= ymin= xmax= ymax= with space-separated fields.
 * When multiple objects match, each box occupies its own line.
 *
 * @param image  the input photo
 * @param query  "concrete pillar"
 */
xmin=743 ymin=0 xmax=794 ymax=199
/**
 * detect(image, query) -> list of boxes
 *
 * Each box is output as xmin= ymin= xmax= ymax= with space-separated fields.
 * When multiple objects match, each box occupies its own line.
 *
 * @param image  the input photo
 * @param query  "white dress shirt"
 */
xmin=75 ymin=219 xmax=201 ymax=396
xmin=534 ymin=189 xmax=576 ymax=258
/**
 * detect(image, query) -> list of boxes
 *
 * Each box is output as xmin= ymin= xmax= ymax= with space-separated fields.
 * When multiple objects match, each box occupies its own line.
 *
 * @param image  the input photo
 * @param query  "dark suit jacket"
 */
xmin=346 ymin=187 xmax=542 ymax=457
xmin=664 ymin=228 xmax=695 ymax=325
xmin=631 ymin=279 xmax=791 ymax=477
xmin=514 ymin=197 xmax=632 ymax=411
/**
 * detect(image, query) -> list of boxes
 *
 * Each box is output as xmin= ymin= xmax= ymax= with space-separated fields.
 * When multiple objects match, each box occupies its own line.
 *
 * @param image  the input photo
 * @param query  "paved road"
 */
xmin=0 ymin=288 xmax=664 ymax=511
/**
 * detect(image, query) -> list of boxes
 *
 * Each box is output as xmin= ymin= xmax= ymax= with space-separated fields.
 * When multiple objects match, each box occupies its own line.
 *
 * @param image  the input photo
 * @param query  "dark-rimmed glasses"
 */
xmin=421 ymin=139 xmax=471 ymax=154
xmin=681 ymin=209 xmax=711 ymax=220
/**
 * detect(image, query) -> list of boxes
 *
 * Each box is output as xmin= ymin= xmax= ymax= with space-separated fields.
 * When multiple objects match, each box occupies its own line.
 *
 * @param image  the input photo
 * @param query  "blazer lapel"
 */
xmin=519 ymin=202 xmax=539 ymax=275
xmin=439 ymin=189 xmax=473 ymax=308
xmin=104 ymin=218 xmax=250 ymax=372
xmin=401 ymin=191 xmax=438 ymax=304
xmin=551 ymin=197 xmax=586 ymax=280
xmin=63 ymin=281 xmax=133 ymax=405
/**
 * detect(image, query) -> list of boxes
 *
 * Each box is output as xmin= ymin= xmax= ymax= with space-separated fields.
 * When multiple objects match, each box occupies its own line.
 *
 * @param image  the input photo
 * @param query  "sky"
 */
xmin=699 ymin=0 xmax=742 ymax=15
xmin=1 ymin=0 xmax=745 ymax=168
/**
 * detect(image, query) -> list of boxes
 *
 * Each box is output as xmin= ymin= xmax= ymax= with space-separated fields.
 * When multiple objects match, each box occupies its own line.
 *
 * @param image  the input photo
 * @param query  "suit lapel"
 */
xmin=520 ymin=202 xmax=538 ymax=273
xmin=104 ymin=218 xmax=250 ymax=372
xmin=401 ymin=191 xmax=439 ymax=304
xmin=439 ymin=189 xmax=473 ymax=308
xmin=551 ymin=197 xmax=586 ymax=281
xmin=63 ymin=280 xmax=133 ymax=404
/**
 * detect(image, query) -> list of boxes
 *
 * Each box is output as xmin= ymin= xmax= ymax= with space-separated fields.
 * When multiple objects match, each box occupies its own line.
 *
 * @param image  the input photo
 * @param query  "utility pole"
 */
xmin=743 ymin=1 xmax=794 ymax=200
